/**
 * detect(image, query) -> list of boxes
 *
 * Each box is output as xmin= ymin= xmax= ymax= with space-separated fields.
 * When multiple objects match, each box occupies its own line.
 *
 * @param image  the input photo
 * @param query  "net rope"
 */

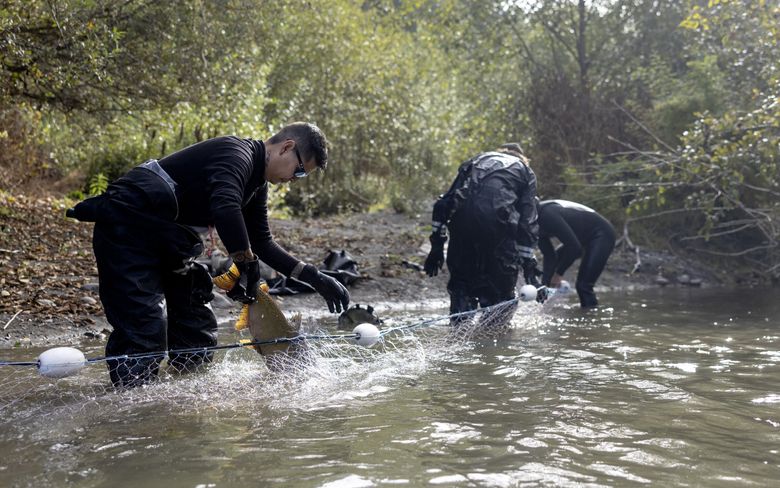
xmin=0 ymin=296 xmax=538 ymax=425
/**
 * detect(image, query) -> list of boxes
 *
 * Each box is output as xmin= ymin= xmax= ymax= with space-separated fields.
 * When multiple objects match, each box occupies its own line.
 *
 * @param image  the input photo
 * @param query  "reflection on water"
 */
xmin=1 ymin=287 xmax=780 ymax=487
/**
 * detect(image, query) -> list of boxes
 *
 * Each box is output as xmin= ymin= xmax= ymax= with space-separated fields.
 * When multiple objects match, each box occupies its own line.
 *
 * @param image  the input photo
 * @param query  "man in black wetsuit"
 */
xmin=537 ymin=199 xmax=616 ymax=308
xmin=67 ymin=122 xmax=349 ymax=387
xmin=423 ymin=143 xmax=546 ymax=320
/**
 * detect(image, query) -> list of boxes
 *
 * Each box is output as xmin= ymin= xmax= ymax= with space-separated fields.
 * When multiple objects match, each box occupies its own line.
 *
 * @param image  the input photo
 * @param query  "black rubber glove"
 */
xmin=521 ymin=257 xmax=542 ymax=287
xmin=520 ymin=257 xmax=549 ymax=303
xmin=424 ymin=234 xmax=447 ymax=277
xmin=535 ymin=285 xmax=550 ymax=304
xmin=300 ymin=264 xmax=350 ymax=313
xmin=189 ymin=262 xmax=215 ymax=305
xmin=227 ymin=257 xmax=262 ymax=304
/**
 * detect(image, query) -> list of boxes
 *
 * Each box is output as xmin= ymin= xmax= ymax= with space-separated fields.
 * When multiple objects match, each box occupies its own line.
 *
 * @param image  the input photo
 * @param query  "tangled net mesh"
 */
xmin=0 ymin=299 xmax=524 ymax=426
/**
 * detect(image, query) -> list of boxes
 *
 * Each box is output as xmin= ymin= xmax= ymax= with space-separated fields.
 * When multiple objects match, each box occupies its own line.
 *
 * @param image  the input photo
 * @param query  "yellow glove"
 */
xmin=214 ymin=264 xmax=269 ymax=331
xmin=213 ymin=264 xmax=241 ymax=291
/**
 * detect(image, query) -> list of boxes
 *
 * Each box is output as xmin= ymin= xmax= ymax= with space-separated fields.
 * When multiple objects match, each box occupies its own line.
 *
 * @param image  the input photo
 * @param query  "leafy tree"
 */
xmin=610 ymin=0 xmax=780 ymax=282
xmin=259 ymin=0 xmax=468 ymax=214
xmin=1 ymin=0 xmax=276 ymax=190
xmin=509 ymin=0 xmax=691 ymax=195
xmin=0 ymin=0 xmax=269 ymax=112
xmin=1 ymin=0 xmax=777 ymax=282
xmin=654 ymin=0 xmax=780 ymax=281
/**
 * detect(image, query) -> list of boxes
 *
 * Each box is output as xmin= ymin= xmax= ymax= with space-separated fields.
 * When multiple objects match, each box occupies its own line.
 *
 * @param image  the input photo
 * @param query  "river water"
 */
xmin=1 ymin=287 xmax=779 ymax=487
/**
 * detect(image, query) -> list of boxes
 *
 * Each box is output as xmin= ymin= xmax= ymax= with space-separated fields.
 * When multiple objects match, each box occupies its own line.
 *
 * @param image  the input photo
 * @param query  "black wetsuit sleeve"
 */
xmin=243 ymin=184 xmax=299 ymax=275
xmin=515 ymin=168 xmax=539 ymax=259
xmin=541 ymin=206 xmax=582 ymax=276
xmin=432 ymin=167 xmax=470 ymax=228
xmin=538 ymin=236 xmax=557 ymax=285
xmin=207 ymin=157 xmax=254 ymax=254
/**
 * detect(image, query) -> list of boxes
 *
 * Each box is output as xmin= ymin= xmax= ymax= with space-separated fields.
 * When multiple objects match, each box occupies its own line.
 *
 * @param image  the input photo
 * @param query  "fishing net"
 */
xmin=0 ymin=297 xmax=537 ymax=427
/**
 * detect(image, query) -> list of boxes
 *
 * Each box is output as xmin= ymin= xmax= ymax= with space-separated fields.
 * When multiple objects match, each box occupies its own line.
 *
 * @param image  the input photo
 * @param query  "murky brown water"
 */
xmin=1 ymin=287 xmax=779 ymax=487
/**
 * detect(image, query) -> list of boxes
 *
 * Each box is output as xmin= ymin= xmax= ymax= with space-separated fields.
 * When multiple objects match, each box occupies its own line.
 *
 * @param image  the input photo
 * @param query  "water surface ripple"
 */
xmin=1 ymin=287 xmax=779 ymax=486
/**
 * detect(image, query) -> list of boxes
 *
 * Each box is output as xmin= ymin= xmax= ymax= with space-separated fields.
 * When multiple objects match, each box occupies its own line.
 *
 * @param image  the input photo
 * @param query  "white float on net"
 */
xmin=518 ymin=284 xmax=538 ymax=302
xmin=37 ymin=347 xmax=87 ymax=378
xmin=352 ymin=323 xmax=381 ymax=347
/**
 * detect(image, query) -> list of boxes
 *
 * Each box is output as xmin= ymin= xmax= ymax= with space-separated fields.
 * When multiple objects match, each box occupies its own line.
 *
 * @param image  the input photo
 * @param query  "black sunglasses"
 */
xmin=293 ymin=146 xmax=307 ymax=179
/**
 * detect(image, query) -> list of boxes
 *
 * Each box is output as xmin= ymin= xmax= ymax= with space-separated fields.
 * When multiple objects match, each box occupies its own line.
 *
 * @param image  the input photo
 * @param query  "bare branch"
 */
xmin=692 ymin=244 xmax=776 ymax=257
xmin=564 ymin=180 xmax=680 ymax=188
xmin=611 ymin=100 xmax=677 ymax=153
xmin=615 ymin=221 xmax=641 ymax=273
xmin=626 ymin=206 xmax=729 ymax=222
xmin=739 ymin=182 xmax=780 ymax=197
xmin=3 ymin=310 xmax=23 ymax=330
xmin=679 ymin=224 xmax=755 ymax=241
xmin=507 ymin=18 xmax=543 ymax=69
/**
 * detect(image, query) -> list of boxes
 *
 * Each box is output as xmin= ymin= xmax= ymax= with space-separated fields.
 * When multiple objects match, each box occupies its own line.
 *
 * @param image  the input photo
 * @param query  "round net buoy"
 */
xmin=518 ymin=284 xmax=538 ymax=302
xmin=558 ymin=280 xmax=572 ymax=294
xmin=37 ymin=347 xmax=87 ymax=378
xmin=352 ymin=323 xmax=381 ymax=347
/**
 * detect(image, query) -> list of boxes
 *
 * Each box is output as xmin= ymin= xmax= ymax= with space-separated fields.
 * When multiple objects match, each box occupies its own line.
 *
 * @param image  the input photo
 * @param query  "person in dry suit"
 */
xmin=67 ymin=122 xmax=350 ymax=387
xmin=423 ymin=143 xmax=547 ymax=321
xmin=537 ymin=199 xmax=616 ymax=308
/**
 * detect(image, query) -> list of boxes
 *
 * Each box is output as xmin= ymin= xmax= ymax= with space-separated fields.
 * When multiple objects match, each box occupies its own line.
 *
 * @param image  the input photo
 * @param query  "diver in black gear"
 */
xmin=424 ymin=143 xmax=547 ymax=321
xmin=67 ymin=123 xmax=349 ymax=388
xmin=537 ymin=199 xmax=616 ymax=308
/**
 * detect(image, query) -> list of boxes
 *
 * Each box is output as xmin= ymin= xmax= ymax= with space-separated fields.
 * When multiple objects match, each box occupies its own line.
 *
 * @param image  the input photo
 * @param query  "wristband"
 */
xmin=290 ymin=261 xmax=306 ymax=280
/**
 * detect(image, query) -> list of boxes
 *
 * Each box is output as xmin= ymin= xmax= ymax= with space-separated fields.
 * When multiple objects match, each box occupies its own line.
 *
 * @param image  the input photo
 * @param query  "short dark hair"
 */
xmin=269 ymin=122 xmax=329 ymax=170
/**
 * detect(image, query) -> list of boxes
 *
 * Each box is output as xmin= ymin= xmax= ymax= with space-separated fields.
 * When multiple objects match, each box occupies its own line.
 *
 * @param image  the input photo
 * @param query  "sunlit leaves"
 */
xmin=1 ymin=0 xmax=777 ymax=280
